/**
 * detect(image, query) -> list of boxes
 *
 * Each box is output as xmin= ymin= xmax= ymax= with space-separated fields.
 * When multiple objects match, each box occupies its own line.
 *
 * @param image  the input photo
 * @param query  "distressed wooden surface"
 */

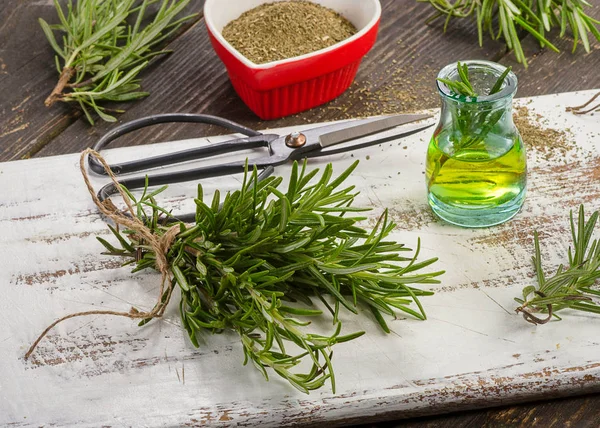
xmin=26 ymin=0 xmax=509 ymax=157
xmin=1 ymin=0 xmax=600 ymax=425
xmin=0 ymin=0 xmax=205 ymax=161
xmin=10 ymin=2 xmax=600 ymax=159
xmin=1 ymin=90 xmax=600 ymax=427
xmin=369 ymin=394 xmax=600 ymax=427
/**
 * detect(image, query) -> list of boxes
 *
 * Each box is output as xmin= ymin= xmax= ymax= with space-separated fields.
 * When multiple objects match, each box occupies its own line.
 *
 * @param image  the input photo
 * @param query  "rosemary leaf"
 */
xmin=435 ymin=62 xmax=512 ymax=153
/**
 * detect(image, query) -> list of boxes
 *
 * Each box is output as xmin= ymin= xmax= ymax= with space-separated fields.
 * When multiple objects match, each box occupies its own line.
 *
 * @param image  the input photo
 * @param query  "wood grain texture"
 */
xmin=365 ymin=393 xmax=600 ymax=427
xmin=0 ymin=1 xmax=80 ymax=161
xmin=0 ymin=0 xmax=206 ymax=162
xmin=38 ymin=0 xmax=507 ymax=157
xmin=1 ymin=0 xmax=600 ymax=426
xmin=2 ymin=91 xmax=600 ymax=427
xmin=34 ymin=1 xmax=600 ymax=159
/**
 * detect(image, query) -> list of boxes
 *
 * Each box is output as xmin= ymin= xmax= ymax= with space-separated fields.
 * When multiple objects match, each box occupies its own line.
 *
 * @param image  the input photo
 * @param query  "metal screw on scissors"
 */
xmin=285 ymin=131 xmax=307 ymax=148
xmin=88 ymin=112 xmax=434 ymax=211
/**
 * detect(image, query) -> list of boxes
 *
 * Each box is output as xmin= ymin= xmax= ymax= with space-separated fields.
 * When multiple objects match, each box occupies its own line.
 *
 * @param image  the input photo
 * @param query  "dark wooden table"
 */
xmin=2 ymin=1 xmax=599 ymax=426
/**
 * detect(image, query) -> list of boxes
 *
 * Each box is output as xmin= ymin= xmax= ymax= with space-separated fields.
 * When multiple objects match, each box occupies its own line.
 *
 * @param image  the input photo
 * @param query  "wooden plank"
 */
xmin=368 ymin=393 xmax=600 ymax=427
xmin=2 ymin=2 xmax=599 ymax=426
xmin=0 ymin=1 xmax=79 ymax=161
xmin=39 ymin=0 xmax=507 ymax=157
xmin=0 ymin=0 xmax=206 ymax=163
xmin=2 ymin=90 xmax=600 ymax=427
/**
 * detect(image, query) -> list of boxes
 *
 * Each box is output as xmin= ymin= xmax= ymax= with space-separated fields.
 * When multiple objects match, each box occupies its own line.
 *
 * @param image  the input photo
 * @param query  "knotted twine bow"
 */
xmin=25 ymin=148 xmax=180 ymax=360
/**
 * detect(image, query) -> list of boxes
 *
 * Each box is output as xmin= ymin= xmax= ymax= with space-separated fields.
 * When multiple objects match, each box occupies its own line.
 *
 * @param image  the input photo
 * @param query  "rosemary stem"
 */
xmin=44 ymin=67 xmax=75 ymax=106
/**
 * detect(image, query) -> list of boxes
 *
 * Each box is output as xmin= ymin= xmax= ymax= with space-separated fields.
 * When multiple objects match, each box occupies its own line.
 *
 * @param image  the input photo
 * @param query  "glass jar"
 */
xmin=425 ymin=60 xmax=527 ymax=228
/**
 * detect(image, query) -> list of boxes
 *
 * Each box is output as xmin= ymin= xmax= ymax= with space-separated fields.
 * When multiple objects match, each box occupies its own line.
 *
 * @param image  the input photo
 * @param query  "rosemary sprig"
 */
xmin=437 ymin=62 xmax=512 ymax=148
xmin=99 ymin=161 xmax=444 ymax=393
xmin=438 ymin=61 xmax=477 ymax=97
xmin=516 ymin=205 xmax=600 ymax=325
xmin=39 ymin=0 xmax=195 ymax=124
xmin=438 ymin=62 xmax=511 ymax=99
xmin=429 ymin=62 xmax=512 ymax=187
xmin=421 ymin=0 xmax=600 ymax=67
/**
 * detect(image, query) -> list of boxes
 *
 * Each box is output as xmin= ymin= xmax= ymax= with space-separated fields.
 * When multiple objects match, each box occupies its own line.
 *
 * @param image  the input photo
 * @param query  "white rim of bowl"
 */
xmin=204 ymin=0 xmax=382 ymax=70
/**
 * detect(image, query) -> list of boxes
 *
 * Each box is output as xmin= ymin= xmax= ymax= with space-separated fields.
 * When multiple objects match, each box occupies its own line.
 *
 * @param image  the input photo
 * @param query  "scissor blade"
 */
xmin=318 ymin=114 xmax=432 ymax=147
xmin=305 ymin=123 xmax=434 ymax=159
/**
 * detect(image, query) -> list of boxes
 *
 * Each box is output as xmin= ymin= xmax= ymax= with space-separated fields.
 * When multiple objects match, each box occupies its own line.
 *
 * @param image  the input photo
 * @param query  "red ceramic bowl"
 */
xmin=204 ymin=0 xmax=381 ymax=120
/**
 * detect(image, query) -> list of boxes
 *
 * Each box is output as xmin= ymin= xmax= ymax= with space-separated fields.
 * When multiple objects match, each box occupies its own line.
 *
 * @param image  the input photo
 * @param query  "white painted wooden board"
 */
xmin=2 ymin=90 xmax=600 ymax=427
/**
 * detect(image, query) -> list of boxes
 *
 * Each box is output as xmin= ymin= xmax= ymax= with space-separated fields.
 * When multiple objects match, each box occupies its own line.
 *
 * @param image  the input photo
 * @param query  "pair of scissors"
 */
xmin=89 ymin=113 xmax=433 ymax=204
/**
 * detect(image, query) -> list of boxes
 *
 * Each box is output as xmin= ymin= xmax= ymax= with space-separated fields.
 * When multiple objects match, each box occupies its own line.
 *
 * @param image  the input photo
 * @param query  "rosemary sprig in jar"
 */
xmin=516 ymin=205 xmax=600 ymax=325
xmin=436 ymin=61 xmax=512 ymax=149
xmin=39 ymin=0 xmax=196 ymax=124
xmin=27 ymin=156 xmax=444 ymax=394
xmin=428 ymin=62 xmax=512 ymax=186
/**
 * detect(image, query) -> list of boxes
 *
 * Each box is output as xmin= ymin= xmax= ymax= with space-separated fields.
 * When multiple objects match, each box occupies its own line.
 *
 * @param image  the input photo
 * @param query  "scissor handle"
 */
xmin=98 ymin=162 xmax=276 ymax=223
xmin=96 ymin=157 xmax=281 ymax=202
xmin=88 ymin=113 xmax=265 ymax=175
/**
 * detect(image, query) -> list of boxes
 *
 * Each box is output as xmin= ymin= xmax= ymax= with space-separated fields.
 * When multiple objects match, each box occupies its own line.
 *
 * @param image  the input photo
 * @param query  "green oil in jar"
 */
xmin=426 ymin=132 xmax=527 ymax=227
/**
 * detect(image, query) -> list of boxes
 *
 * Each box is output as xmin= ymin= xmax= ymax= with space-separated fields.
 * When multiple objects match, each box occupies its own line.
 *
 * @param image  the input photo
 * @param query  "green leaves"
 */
xmin=99 ymin=161 xmax=444 ymax=393
xmin=516 ymin=205 xmax=600 ymax=324
xmin=40 ymin=0 xmax=196 ymax=124
xmin=423 ymin=0 xmax=599 ymax=67
xmin=489 ymin=65 xmax=512 ymax=95
xmin=39 ymin=18 xmax=65 ymax=58
xmin=435 ymin=62 xmax=513 ymax=158
xmin=456 ymin=62 xmax=476 ymax=96
xmin=438 ymin=61 xmax=511 ymax=98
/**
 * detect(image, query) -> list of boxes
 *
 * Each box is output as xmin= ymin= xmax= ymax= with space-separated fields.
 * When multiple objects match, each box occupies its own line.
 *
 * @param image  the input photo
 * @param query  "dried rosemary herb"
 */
xmin=222 ymin=1 xmax=357 ymax=64
xmin=513 ymin=105 xmax=574 ymax=161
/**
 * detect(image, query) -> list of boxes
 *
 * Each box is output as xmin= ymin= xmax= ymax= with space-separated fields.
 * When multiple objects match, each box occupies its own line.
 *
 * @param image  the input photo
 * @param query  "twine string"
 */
xmin=25 ymin=149 xmax=179 ymax=360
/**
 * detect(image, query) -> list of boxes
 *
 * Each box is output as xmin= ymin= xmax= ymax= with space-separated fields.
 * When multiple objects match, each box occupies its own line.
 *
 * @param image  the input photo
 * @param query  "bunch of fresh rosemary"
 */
xmin=39 ymin=0 xmax=195 ymax=124
xmin=98 ymin=161 xmax=443 ymax=393
xmin=421 ymin=0 xmax=600 ymax=66
xmin=516 ymin=205 xmax=600 ymax=324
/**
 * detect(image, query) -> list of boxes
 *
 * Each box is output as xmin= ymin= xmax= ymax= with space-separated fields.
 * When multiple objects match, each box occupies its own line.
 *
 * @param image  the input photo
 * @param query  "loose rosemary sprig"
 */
xmin=421 ymin=0 xmax=600 ymax=67
xmin=39 ymin=0 xmax=195 ymax=124
xmin=99 ymin=161 xmax=444 ymax=393
xmin=516 ymin=205 xmax=600 ymax=325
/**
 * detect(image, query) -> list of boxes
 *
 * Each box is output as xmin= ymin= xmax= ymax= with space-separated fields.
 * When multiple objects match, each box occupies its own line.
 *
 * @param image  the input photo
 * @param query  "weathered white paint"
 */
xmin=1 ymin=90 xmax=599 ymax=427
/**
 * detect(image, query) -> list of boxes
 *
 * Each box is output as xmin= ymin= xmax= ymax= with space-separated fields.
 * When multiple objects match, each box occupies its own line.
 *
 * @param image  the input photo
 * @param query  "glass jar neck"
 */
xmin=436 ymin=60 xmax=518 ymax=105
xmin=442 ymin=95 xmax=513 ymax=123
xmin=434 ymin=61 xmax=520 ymax=155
